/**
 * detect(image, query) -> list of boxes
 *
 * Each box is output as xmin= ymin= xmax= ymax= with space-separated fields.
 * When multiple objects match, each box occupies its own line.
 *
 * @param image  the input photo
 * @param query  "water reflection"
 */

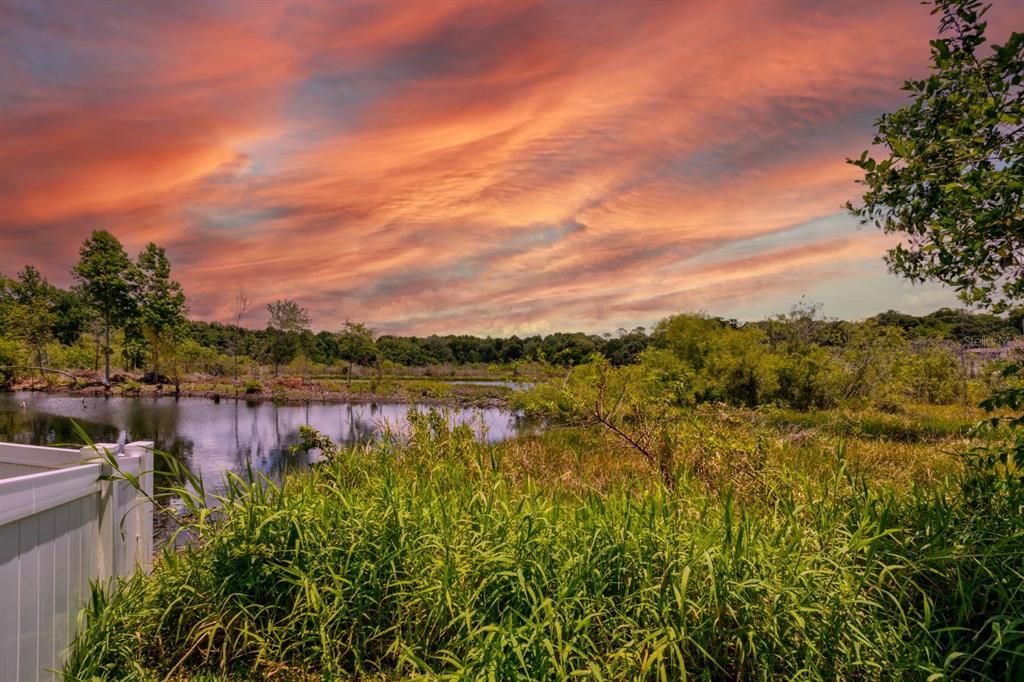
xmin=0 ymin=392 xmax=534 ymax=491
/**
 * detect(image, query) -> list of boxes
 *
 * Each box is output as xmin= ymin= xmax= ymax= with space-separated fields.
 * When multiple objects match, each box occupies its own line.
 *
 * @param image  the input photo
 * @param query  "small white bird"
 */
xmin=19 ymin=401 xmax=27 ymax=410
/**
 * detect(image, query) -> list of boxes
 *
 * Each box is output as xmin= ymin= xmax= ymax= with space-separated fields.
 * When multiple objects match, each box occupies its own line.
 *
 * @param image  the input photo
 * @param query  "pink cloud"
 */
xmin=1 ymin=0 xmax=1019 ymax=332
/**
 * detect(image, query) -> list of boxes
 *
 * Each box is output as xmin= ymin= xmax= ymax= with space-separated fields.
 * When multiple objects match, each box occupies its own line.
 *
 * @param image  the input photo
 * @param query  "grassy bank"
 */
xmin=64 ymin=411 xmax=1023 ymax=681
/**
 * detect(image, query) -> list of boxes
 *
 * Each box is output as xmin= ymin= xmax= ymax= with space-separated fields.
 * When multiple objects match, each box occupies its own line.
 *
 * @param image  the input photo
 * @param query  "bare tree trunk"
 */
xmin=657 ymin=439 xmax=676 ymax=491
xmin=230 ymin=292 xmax=250 ymax=391
xmin=35 ymin=346 xmax=51 ymax=388
xmin=104 ymin=320 xmax=111 ymax=387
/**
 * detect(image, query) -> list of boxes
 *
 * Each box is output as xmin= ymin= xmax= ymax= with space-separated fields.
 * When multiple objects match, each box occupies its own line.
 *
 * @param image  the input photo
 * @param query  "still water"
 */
xmin=0 ymin=392 xmax=532 ymax=488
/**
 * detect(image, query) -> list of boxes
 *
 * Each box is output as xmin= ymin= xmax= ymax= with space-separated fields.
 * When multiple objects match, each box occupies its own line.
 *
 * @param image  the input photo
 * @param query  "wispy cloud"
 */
xmin=2 ymin=0 xmax=1014 ymax=332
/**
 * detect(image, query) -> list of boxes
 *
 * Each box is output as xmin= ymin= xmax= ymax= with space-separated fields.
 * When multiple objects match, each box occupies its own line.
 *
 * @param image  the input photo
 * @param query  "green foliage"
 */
xmin=903 ymin=343 xmax=962 ymax=404
xmin=775 ymin=344 xmax=841 ymax=410
xmin=291 ymin=424 xmax=341 ymax=461
xmin=49 ymin=287 xmax=89 ymax=345
xmin=0 ymin=337 xmax=21 ymax=387
xmin=122 ymin=378 xmax=143 ymax=395
xmin=519 ymin=356 xmax=687 ymax=487
xmin=266 ymin=299 xmax=311 ymax=332
xmin=265 ymin=299 xmax=311 ymax=374
xmin=848 ymin=0 xmax=1024 ymax=500
xmin=243 ymin=379 xmax=263 ymax=395
xmin=135 ymin=243 xmax=189 ymax=376
xmin=73 ymin=230 xmax=138 ymax=383
xmin=873 ymin=307 xmax=1022 ymax=343
xmin=848 ymin=0 xmax=1024 ymax=311
xmin=335 ymin=320 xmax=378 ymax=371
xmin=968 ymin=361 xmax=1024 ymax=476
xmin=652 ymin=314 xmax=780 ymax=407
xmin=177 ymin=339 xmax=231 ymax=376
xmin=64 ymin=426 xmax=1024 ymax=681
xmin=73 ymin=231 xmax=138 ymax=326
xmin=4 ymin=266 xmax=57 ymax=372
xmin=46 ymin=341 xmax=96 ymax=370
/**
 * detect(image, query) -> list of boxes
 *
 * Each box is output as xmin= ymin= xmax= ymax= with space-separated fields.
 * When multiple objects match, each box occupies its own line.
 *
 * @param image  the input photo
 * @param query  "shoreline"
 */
xmin=2 ymin=379 xmax=516 ymax=410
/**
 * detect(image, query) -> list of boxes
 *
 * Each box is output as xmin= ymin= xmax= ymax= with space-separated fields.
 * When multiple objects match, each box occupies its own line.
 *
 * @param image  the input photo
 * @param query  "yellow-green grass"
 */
xmin=64 ymin=411 xmax=1023 ymax=681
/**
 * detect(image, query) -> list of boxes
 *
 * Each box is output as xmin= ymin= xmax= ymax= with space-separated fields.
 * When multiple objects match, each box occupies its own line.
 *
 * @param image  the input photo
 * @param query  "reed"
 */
xmin=64 ymin=414 xmax=1024 ymax=681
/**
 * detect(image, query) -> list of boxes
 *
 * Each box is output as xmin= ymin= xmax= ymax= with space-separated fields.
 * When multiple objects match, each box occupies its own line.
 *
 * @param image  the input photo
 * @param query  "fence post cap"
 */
xmin=80 ymin=444 xmax=119 ymax=458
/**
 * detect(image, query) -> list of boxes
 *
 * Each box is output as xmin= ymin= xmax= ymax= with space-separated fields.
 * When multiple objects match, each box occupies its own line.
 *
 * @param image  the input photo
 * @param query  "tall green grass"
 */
xmin=64 ymin=417 xmax=1024 ymax=681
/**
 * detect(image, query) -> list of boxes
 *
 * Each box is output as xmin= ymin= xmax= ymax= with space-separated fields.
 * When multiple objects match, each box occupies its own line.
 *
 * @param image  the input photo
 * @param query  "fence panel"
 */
xmin=0 ymin=441 xmax=154 ymax=681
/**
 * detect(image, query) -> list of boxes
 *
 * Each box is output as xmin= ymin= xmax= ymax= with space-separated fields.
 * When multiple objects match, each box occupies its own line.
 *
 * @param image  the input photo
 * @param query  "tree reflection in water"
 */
xmin=0 ymin=393 xmax=536 ymax=494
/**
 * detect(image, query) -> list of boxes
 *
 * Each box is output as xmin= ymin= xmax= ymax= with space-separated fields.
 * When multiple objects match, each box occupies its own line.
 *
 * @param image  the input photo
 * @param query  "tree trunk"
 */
xmin=35 ymin=346 xmax=51 ymax=389
xmin=103 ymin=320 xmax=111 ymax=387
xmin=657 ymin=440 xmax=676 ymax=491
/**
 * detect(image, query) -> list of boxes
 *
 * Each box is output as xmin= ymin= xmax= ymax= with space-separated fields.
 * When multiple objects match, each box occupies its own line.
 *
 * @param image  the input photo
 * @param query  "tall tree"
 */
xmin=7 ymin=266 xmax=57 ymax=384
xmin=136 ymin=243 xmax=188 ymax=381
xmin=73 ymin=231 xmax=138 ymax=385
xmin=266 ymin=299 xmax=311 ymax=375
xmin=847 ymin=0 xmax=1023 ymax=311
xmin=336 ymin=321 xmax=378 ymax=384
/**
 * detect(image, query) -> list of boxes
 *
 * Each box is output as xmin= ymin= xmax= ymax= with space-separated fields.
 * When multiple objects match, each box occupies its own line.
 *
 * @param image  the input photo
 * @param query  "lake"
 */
xmin=0 ymin=392 xmax=534 ymax=489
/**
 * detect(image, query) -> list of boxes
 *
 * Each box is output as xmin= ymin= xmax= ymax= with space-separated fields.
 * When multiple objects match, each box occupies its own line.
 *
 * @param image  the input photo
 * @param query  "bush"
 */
xmin=903 ymin=344 xmax=961 ymax=404
xmin=243 ymin=379 xmax=262 ymax=395
xmin=46 ymin=341 xmax=95 ymax=370
xmin=776 ymin=346 xmax=841 ymax=410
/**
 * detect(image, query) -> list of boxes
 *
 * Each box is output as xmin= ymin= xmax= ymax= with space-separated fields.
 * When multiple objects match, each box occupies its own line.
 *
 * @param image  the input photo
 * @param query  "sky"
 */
xmin=2 ymin=0 xmax=1021 ymax=335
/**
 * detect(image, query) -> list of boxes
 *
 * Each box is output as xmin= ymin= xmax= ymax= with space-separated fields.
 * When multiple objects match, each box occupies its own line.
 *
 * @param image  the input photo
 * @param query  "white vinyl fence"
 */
xmin=0 ymin=440 xmax=154 ymax=682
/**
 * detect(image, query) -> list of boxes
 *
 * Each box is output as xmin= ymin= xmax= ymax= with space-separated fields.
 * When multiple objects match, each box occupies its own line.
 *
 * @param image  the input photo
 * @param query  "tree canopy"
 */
xmin=848 ymin=0 xmax=1023 ymax=311
xmin=73 ymin=230 xmax=138 ymax=383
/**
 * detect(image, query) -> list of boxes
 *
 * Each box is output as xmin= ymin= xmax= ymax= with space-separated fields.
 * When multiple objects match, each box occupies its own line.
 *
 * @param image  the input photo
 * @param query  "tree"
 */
xmin=0 ymin=272 xmax=12 ymax=343
xmin=73 ymin=231 xmax=138 ymax=385
xmin=50 ymin=288 xmax=89 ymax=346
xmin=849 ymin=0 xmax=1024 ymax=474
xmin=136 ymin=243 xmax=188 ymax=384
xmin=847 ymin=0 xmax=1023 ymax=311
xmin=265 ymin=299 xmax=311 ymax=375
xmin=336 ymin=321 xmax=378 ymax=384
xmin=521 ymin=356 xmax=680 ymax=489
xmin=1010 ymin=306 xmax=1024 ymax=335
xmin=7 ymin=266 xmax=56 ymax=384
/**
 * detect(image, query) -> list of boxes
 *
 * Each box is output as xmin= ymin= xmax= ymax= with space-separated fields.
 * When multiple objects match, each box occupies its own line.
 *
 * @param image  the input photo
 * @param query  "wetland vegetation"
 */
xmin=0 ymin=0 xmax=1021 ymax=679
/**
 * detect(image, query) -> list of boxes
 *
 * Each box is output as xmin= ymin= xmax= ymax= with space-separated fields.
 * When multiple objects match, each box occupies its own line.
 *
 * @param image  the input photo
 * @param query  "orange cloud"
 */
xmin=2 ymin=0 xmax=1018 ymax=332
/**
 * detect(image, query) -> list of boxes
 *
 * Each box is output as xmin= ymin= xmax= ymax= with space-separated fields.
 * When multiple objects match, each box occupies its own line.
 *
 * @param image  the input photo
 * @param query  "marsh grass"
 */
xmin=64 ymin=413 xmax=1024 ymax=681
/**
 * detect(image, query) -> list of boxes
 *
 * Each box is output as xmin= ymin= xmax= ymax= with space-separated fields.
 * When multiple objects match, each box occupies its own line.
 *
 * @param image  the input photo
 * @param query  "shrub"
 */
xmin=121 ymin=379 xmax=143 ymax=395
xmin=903 ymin=344 xmax=961 ymax=404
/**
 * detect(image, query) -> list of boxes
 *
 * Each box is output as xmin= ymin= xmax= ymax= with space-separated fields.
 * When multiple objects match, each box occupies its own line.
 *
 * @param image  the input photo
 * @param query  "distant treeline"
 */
xmin=2 ymin=230 xmax=1023 ymax=386
xmin=189 ymin=305 xmax=1024 ymax=370
xmin=189 ymin=322 xmax=652 ymax=368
